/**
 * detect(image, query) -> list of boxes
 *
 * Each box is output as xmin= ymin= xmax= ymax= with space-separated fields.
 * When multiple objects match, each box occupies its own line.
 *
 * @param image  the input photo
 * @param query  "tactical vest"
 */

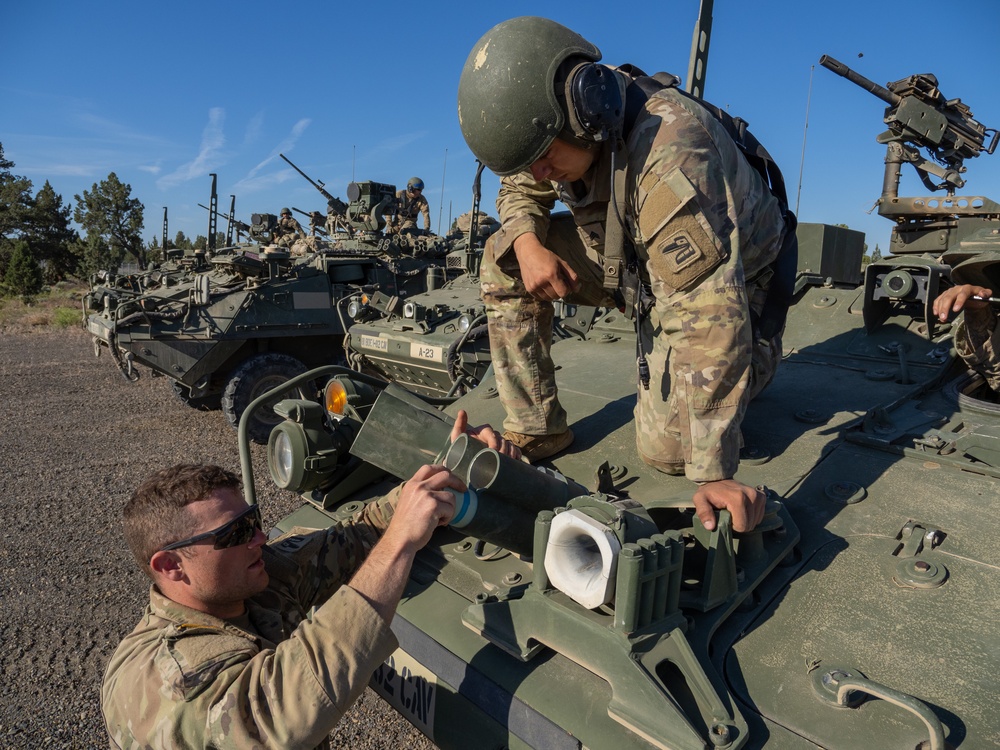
xmin=604 ymin=65 xmax=797 ymax=343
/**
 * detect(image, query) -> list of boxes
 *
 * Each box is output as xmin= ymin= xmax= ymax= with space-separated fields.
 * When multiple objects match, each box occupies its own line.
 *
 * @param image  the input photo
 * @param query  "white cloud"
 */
xmin=137 ymin=163 xmax=162 ymax=175
xmin=243 ymin=111 xmax=264 ymax=146
xmin=231 ymin=168 xmax=296 ymax=195
xmin=156 ymin=108 xmax=227 ymax=189
xmin=242 ymin=118 xmax=313 ymax=180
xmin=367 ymin=131 xmax=428 ymax=159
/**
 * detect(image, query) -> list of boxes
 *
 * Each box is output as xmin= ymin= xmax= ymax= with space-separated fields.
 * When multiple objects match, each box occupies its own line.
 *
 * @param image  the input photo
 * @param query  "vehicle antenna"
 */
xmin=796 ymin=64 xmax=815 ymax=216
xmin=438 ymin=148 xmax=448 ymax=235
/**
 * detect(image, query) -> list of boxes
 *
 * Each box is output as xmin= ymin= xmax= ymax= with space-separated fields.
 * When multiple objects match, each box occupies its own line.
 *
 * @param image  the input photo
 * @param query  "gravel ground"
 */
xmin=0 ymin=327 xmax=434 ymax=749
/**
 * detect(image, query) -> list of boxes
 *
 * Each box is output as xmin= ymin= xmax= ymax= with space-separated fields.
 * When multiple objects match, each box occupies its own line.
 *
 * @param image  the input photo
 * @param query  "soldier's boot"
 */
xmin=502 ymin=429 xmax=574 ymax=463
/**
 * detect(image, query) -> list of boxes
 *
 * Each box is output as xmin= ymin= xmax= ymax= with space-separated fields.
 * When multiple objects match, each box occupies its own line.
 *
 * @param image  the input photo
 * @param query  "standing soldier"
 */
xmin=457 ymin=17 xmax=799 ymax=532
xmin=393 ymin=177 xmax=432 ymax=234
xmin=274 ymin=208 xmax=306 ymax=247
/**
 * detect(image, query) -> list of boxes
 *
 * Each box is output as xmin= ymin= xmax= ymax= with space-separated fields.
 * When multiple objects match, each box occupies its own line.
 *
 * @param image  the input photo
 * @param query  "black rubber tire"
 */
xmin=221 ymin=353 xmax=310 ymax=444
xmin=170 ymin=381 xmax=222 ymax=411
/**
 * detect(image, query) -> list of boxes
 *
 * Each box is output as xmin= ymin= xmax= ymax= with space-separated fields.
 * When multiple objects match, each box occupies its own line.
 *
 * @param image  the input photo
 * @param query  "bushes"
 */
xmin=0 ymin=280 xmax=86 ymax=331
xmin=3 ymin=241 xmax=43 ymax=301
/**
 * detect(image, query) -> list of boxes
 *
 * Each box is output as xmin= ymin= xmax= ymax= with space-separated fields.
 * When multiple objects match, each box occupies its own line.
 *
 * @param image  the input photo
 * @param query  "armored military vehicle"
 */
xmin=85 ymin=178 xmax=458 ymax=443
xmin=340 ymin=170 xmax=510 ymax=398
xmin=232 ymin=51 xmax=999 ymax=749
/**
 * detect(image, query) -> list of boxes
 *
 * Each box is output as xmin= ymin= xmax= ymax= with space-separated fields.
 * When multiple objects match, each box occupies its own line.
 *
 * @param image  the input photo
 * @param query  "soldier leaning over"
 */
xmin=392 ymin=177 xmax=432 ymax=234
xmin=101 ymin=414 xmax=518 ymax=749
xmin=458 ymin=17 xmax=800 ymax=532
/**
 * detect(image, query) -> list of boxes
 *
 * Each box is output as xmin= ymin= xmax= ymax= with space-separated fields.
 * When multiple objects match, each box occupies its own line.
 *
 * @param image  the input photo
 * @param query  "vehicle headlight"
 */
xmin=267 ymin=420 xmax=308 ymax=490
xmin=347 ymin=299 xmax=361 ymax=318
xmin=403 ymin=301 xmax=416 ymax=318
xmin=458 ymin=314 xmax=471 ymax=333
xmin=271 ymin=429 xmax=295 ymax=487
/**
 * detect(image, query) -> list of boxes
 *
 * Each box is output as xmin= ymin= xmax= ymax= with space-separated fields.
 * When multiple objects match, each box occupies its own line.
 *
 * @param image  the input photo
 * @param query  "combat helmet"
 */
xmin=457 ymin=16 xmax=603 ymax=176
xmin=407 ymin=177 xmax=424 ymax=191
xmin=281 ymin=207 xmax=291 ymax=216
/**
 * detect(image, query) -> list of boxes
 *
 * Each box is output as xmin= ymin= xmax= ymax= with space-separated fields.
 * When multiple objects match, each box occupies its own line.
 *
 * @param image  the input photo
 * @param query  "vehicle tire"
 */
xmin=170 ymin=381 xmax=222 ymax=411
xmin=221 ymin=353 xmax=311 ymax=444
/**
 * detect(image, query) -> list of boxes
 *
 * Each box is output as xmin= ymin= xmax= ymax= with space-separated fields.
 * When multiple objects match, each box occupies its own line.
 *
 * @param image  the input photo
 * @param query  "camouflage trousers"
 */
xmin=481 ymin=214 xmax=782 ymax=480
xmin=481 ymin=214 xmax=615 ymax=437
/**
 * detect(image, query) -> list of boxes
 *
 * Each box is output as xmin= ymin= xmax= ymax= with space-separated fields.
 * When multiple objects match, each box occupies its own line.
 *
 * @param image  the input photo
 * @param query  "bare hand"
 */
xmin=934 ymin=284 xmax=992 ymax=322
xmin=385 ymin=464 xmax=464 ymax=551
xmin=513 ymin=234 xmax=580 ymax=301
xmin=450 ymin=410 xmax=521 ymax=461
xmin=692 ymin=479 xmax=765 ymax=532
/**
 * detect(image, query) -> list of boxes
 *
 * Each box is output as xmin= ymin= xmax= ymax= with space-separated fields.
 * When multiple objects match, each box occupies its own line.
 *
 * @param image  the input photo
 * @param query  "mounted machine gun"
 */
xmin=822 ymin=55 xmax=1000 ymax=332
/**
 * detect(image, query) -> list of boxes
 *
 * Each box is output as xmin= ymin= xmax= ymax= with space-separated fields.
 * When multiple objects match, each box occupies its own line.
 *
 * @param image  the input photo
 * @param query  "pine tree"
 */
xmin=0 ymin=143 xmax=35 ymax=279
xmin=74 ymin=173 xmax=146 ymax=268
xmin=173 ymin=231 xmax=192 ymax=250
xmin=28 ymin=181 xmax=79 ymax=282
xmin=3 ymin=240 xmax=43 ymax=301
xmin=77 ymin=234 xmax=122 ymax=277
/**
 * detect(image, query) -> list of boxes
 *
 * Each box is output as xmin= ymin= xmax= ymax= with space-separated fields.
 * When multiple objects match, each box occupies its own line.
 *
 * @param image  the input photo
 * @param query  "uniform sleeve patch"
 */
xmin=659 ymin=231 xmax=702 ymax=274
xmin=640 ymin=168 xmax=726 ymax=293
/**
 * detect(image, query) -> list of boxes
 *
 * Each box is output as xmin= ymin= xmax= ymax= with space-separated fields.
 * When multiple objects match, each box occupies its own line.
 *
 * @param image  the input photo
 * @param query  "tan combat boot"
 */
xmin=501 ymin=429 xmax=574 ymax=462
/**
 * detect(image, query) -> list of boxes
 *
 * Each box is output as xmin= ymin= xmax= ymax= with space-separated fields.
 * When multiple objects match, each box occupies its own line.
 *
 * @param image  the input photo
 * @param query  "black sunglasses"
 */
xmin=160 ymin=504 xmax=262 ymax=552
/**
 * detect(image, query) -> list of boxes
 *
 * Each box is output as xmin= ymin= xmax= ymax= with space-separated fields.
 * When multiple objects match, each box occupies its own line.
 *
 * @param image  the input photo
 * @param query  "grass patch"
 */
xmin=0 ymin=280 xmax=87 ymax=332
xmin=52 ymin=307 xmax=81 ymax=328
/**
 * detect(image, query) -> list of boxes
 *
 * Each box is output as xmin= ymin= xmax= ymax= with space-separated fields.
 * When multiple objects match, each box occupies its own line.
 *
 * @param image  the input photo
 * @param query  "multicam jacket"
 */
xmin=275 ymin=215 xmax=306 ymax=240
xmin=490 ymin=81 xmax=788 ymax=481
xmin=955 ymin=307 xmax=1000 ymax=391
xmin=101 ymin=495 xmax=397 ymax=750
xmin=394 ymin=189 xmax=431 ymax=230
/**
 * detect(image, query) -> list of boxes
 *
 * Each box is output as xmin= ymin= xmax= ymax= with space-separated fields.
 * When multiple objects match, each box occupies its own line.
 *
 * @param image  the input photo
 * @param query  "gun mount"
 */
xmin=823 ymin=55 xmax=1000 ymax=335
xmin=821 ymin=55 xmax=1000 ymax=256
xmin=344 ymin=181 xmax=397 ymax=234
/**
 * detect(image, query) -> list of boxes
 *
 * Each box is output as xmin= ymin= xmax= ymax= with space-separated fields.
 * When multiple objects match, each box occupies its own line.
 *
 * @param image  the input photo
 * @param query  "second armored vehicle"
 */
xmin=85 ymin=180 xmax=458 ymax=442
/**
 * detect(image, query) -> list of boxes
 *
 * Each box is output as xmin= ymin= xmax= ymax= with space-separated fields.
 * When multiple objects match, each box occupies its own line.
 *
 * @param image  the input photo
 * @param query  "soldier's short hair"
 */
xmin=124 ymin=464 xmax=242 ymax=577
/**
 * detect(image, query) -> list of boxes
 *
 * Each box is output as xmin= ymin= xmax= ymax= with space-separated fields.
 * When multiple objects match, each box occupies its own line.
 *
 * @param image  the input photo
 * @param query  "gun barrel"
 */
xmin=819 ymin=54 xmax=900 ymax=106
xmin=280 ymin=153 xmax=337 ymax=203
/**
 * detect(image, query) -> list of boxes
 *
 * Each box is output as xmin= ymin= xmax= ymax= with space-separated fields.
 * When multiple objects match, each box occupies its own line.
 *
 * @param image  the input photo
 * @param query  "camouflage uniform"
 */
xmin=955 ymin=307 xmax=1000 ymax=390
xmin=394 ymin=189 xmax=431 ymax=233
xmin=274 ymin=215 xmax=306 ymax=248
xmin=101 ymin=494 xmax=397 ymax=749
xmin=481 ymin=84 xmax=790 ymax=483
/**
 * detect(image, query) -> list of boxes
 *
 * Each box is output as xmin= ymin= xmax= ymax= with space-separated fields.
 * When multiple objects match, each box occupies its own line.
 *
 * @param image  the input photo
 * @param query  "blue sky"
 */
xmin=2 ymin=0 xmax=998 ymax=253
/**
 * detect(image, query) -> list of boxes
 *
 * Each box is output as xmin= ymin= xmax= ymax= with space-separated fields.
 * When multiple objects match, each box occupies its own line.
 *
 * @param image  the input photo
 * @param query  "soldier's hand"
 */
xmin=513 ymin=233 xmax=580 ymax=301
xmin=692 ymin=479 xmax=765 ymax=533
xmin=387 ymin=464 xmax=463 ymax=551
xmin=450 ymin=409 xmax=521 ymax=461
xmin=934 ymin=284 xmax=992 ymax=322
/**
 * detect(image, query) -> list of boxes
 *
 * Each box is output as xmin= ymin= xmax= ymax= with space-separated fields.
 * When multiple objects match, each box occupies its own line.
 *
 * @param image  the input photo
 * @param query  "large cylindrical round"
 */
xmin=442 ymin=433 xmax=490 ymax=481
xmin=448 ymin=487 xmax=537 ymax=557
xmin=467 ymin=448 xmax=588 ymax=513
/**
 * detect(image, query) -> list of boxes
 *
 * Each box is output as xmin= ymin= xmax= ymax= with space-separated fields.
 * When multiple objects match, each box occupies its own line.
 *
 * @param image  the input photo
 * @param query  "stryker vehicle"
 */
xmin=340 ymin=170 xmax=513 ymax=398
xmin=233 ymin=53 xmax=999 ymax=750
xmin=85 ymin=179 xmax=459 ymax=443
xmin=342 ymin=206 xmax=601 ymax=399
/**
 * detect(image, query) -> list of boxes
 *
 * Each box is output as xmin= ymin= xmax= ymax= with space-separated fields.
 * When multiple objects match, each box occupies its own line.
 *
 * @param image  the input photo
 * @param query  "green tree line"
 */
xmin=0 ymin=141 xmax=223 ymax=301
